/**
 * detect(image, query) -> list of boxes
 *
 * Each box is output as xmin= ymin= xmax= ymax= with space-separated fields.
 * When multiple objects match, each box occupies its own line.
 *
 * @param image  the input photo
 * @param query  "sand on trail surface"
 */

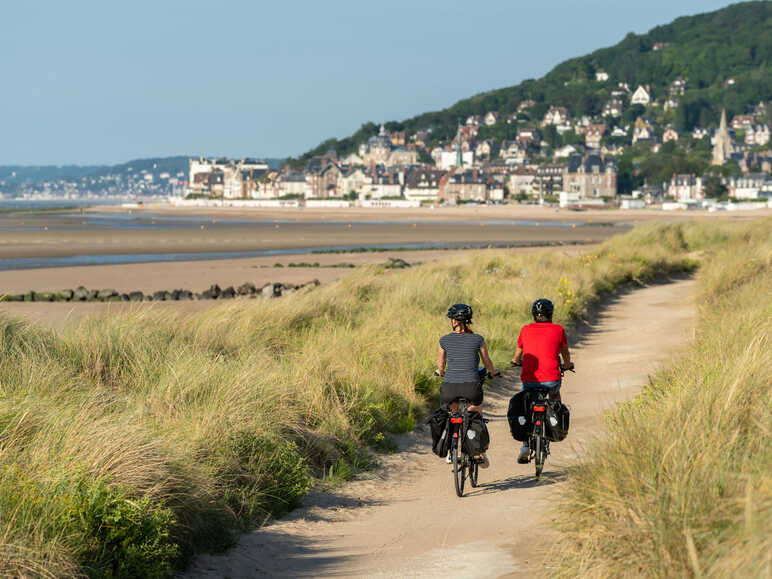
xmin=185 ymin=277 xmax=696 ymax=578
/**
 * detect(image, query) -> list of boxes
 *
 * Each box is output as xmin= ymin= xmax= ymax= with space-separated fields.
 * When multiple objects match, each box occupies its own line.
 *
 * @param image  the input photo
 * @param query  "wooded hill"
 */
xmin=293 ymin=1 xmax=771 ymax=163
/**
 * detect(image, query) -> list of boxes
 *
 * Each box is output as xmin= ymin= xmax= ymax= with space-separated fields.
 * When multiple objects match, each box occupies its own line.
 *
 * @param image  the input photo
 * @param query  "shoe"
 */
xmin=517 ymin=444 xmax=530 ymax=464
xmin=446 ymin=452 xmax=452 ymax=464
xmin=476 ymin=453 xmax=490 ymax=469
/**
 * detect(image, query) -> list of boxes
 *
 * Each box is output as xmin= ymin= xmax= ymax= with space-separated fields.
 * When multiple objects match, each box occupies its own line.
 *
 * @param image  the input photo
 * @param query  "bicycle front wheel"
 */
xmin=469 ymin=460 xmax=479 ymax=488
xmin=452 ymin=437 xmax=466 ymax=497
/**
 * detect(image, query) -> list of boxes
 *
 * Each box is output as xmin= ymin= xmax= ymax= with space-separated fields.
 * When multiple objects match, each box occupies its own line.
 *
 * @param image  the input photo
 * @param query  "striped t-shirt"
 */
xmin=439 ymin=332 xmax=485 ymax=383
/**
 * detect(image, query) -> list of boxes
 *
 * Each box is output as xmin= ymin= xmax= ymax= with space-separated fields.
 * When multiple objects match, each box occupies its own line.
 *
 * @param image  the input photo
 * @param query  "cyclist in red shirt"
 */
xmin=511 ymin=298 xmax=573 ymax=463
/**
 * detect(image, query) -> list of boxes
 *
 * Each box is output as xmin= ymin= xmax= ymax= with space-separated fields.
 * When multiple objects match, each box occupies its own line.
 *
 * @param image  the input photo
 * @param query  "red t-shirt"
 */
xmin=517 ymin=322 xmax=567 ymax=383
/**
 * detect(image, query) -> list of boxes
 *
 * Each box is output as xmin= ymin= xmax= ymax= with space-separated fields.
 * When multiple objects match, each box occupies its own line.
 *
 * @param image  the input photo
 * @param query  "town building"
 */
xmin=728 ymin=173 xmax=769 ymax=199
xmin=667 ymin=174 xmax=703 ymax=202
xmin=564 ymin=154 xmax=617 ymax=198
xmin=443 ymin=169 xmax=488 ymax=203
xmin=404 ymin=168 xmax=446 ymax=201
xmin=595 ymin=69 xmax=609 ymax=82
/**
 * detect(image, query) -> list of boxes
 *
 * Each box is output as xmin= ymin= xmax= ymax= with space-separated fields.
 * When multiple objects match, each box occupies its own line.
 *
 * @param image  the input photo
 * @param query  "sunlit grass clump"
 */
xmin=1 ymin=219 xmax=761 ymax=576
xmin=555 ymin=218 xmax=771 ymax=577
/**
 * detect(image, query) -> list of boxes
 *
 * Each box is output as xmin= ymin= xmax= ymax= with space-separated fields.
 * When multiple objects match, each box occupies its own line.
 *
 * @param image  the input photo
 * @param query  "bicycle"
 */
xmin=436 ymin=367 xmax=496 ymax=497
xmin=512 ymin=363 xmax=574 ymax=478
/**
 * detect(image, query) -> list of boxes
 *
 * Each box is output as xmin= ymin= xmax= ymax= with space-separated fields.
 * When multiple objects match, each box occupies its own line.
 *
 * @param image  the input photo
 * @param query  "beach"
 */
xmin=1 ymin=203 xmax=768 ymax=328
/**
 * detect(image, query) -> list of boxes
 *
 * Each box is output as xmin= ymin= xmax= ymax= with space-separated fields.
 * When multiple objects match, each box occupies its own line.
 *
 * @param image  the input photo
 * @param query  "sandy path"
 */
xmin=185 ymin=278 xmax=695 ymax=578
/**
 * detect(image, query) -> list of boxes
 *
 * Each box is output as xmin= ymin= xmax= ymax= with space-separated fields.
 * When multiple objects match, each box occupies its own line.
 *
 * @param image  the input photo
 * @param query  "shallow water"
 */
xmin=0 ymin=240 xmax=585 ymax=270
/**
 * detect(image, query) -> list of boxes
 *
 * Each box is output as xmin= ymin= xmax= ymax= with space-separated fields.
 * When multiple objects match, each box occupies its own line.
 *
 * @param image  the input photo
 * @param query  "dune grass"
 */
xmin=0 ymin=219 xmax=742 ymax=577
xmin=554 ymin=218 xmax=771 ymax=577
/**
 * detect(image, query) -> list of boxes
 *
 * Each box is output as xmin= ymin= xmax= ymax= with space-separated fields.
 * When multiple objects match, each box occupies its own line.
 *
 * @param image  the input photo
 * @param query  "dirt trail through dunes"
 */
xmin=186 ymin=278 xmax=695 ymax=578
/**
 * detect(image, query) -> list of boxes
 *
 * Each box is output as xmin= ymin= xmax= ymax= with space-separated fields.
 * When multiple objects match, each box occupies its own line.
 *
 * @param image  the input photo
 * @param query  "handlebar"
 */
xmin=511 ymin=361 xmax=575 ymax=373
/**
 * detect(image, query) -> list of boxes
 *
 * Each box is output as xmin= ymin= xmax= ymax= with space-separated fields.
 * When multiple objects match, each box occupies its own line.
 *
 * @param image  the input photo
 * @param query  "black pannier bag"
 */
xmin=462 ymin=411 xmax=490 ymax=456
xmin=427 ymin=407 xmax=450 ymax=457
xmin=507 ymin=391 xmax=531 ymax=441
xmin=545 ymin=401 xmax=570 ymax=442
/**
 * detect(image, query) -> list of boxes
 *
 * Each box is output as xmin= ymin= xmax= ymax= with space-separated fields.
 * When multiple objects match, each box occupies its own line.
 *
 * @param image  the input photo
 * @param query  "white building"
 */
xmin=631 ymin=85 xmax=651 ymax=106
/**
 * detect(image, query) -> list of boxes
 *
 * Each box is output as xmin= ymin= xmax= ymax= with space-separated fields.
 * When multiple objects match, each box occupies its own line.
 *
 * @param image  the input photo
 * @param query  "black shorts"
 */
xmin=441 ymin=381 xmax=484 ymax=406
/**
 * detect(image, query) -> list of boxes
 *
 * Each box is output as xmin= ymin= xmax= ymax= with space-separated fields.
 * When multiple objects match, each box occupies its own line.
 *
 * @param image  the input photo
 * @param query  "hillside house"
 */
xmin=632 ymin=118 xmax=654 ymax=144
xmin=744 ymin=125 xmax=770 ymax=147
xmin=663 ymin=126 xmax=680 ymax=143
xmin=484 ymin=112 xmax=500 ymax=126
xmin=543 ymin=106 xmax=569 ymax=126
xmin=465 ymin=115 xmax=481 ymax=126
xmin=358 ymin=125 xmax=393 ymax=164
xmin=731 ymin=115 xmax=754 ymax=130
xmin=388 ymin=147 xmax=419 ymax=166
xmin=664 ymin=97 xmax=680 ymax=111
xmin=602 ymin=99 xmax=623 ymax=118
xmin=595 ymin=69 xmax=609 ymax=82
xmin=584 ymin=124 xmax=606 ymax=149
xmin=669 ymin=77 xmax=687 ymax=96
xmin=475 ymin=140 xmax=498 ymax=159
xmin=631 ymin=85 xmax=651 ymax=106
xmin=517 ymin=100 xmax=535 ymax=112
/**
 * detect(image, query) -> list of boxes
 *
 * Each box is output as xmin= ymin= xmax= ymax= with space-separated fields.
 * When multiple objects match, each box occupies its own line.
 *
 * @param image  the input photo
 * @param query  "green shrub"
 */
xmin=70 ymin=480 xmax=178 ymax=579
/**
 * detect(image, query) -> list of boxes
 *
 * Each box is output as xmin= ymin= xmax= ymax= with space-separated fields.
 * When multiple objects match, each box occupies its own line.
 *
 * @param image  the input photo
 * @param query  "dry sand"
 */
xmin=184 ymin=277 xmax=696 ymax=578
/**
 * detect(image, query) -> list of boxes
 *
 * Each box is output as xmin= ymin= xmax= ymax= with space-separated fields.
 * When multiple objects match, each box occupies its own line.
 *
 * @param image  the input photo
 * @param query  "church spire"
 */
xmin=712 ymin=108 xmax=733 ymax=166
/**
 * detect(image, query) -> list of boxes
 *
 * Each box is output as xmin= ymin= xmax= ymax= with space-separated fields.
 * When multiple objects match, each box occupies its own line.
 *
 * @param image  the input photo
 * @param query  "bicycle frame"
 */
xmin=526 ymin=388 xmax=551 ymax=477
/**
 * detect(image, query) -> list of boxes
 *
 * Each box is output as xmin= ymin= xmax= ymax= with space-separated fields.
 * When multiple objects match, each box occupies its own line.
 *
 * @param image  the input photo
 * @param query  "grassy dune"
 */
xmin=0 ymin=222 xmax=717 ymax=577
xmin=556 ymin=218 xmax=771 ymax=577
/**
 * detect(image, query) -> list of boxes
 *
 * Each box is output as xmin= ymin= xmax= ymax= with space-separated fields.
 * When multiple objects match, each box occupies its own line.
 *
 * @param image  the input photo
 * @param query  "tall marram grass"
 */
xmin=0 ymin=219 xmax=749 ymax=577
xmin=555 ymin=218 xmax=771 ymax=578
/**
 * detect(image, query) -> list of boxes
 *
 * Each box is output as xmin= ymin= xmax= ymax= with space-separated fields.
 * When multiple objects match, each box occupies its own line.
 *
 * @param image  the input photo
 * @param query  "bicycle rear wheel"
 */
xmin=452 ymin=437 xmax=466 ymax=497
xmin=534 ymin=435 xmax=544 ymax=478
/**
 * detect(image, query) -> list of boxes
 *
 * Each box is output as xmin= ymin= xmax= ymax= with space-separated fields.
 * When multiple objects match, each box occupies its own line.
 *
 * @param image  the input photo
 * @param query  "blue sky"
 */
xmin=2 ymin=0 xmax=734 ymax=165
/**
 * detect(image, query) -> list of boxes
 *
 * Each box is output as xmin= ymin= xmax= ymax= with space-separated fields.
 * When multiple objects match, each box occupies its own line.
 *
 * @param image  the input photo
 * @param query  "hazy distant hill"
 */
xmin=294 ymin=1 xmax=771 ymax=162
xmin=0 ymin=157 xmax=284 ymax=185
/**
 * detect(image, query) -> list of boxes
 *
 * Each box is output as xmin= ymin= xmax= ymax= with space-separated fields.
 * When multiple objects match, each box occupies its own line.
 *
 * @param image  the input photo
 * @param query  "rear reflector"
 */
xmin=533 ymin=405 xmax=547 ymax=412
xmin=536 ymin=420 xmax=542 ymax=426
xmin=450 ymin=417 xmax=463 ymax=424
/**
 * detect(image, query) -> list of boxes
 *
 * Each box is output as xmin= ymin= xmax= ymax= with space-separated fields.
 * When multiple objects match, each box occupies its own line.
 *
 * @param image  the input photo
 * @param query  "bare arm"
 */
xmin=560 ymin=344 xmax=572 ymax=368
xmin=437 ymin=345 xmax=446 ymax=376
xmin=512 ymin=346 xmax=523 ymax=365
xmin=479 ymin=342 xmax=497 ymax=375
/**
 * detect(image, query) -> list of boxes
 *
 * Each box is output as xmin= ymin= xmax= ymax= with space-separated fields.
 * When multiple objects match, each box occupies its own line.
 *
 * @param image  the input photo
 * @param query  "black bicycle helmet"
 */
xmin=447 ymin=303 xmax=473 ymax=323
xmin=531 ymin=298 xmax=554 ymax=320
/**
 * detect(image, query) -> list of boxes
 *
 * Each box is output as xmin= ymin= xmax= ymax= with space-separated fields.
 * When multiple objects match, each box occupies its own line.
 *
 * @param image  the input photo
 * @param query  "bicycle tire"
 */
xmin=469 ymin=459 xmax=479 ymax=487
xmin=534 ymin=435 xmax=544 ymax=478
xmin=453 ymin=436 xmax=465 ymax=497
